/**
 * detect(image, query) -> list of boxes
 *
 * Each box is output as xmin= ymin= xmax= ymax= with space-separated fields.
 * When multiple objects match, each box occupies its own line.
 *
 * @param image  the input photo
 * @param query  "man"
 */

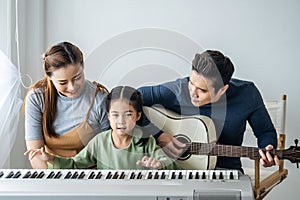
xmin=138 ymin=50 xmax=279 ymax=172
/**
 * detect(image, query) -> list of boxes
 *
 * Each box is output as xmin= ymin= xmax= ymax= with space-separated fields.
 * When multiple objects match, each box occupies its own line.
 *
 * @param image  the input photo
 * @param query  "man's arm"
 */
xmin=138 ymin=84 xmax=185 ymax=158
xmin=138 ymin=84 xmax=172 ymax=140
xmin=248 ymin=86 xmax=278 ymax=167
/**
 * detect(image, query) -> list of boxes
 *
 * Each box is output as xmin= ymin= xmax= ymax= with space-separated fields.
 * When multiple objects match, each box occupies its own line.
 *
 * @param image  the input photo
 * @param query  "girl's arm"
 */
xmin=50 ymin=138 xmax=99 ymax=169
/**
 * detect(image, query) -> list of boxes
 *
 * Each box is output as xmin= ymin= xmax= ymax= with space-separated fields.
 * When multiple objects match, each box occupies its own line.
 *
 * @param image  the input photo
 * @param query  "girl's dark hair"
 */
xmin=24 ymin=41 xmax=84 ymax=138
xmin=106 ymin=86 xmax=150 ymax=145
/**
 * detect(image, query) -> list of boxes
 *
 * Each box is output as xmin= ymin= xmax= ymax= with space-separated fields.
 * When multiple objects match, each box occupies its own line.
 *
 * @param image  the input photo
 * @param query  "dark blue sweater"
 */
xmin=138 ymin=77 xmax=277 ymax=171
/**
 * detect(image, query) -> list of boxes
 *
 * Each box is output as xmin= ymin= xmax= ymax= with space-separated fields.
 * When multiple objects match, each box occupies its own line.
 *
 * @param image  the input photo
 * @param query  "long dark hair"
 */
xmin=106 ymin=86 xmax=150 ymax=145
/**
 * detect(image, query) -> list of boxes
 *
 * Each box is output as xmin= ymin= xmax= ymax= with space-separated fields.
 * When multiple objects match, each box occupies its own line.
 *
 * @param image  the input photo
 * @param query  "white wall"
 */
xmin=3 ymin=0 xmax=300 ymax=199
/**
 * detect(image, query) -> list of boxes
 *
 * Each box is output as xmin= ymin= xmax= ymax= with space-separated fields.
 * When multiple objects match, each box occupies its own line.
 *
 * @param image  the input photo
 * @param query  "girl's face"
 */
xmin=108 ymin=99 xmax=141 ymax=136
xmin=50 ymin=63 xmax=85 ymax=98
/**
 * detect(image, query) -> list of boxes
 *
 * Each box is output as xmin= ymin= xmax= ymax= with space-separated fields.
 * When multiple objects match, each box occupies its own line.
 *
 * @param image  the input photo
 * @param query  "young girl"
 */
xmin=25 ymin=86 xmax=180 ymax=170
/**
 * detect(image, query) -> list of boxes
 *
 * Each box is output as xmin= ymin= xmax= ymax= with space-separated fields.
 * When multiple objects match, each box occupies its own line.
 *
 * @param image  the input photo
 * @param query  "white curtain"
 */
xmin=0 ymin=49 xmax=23 ymax=168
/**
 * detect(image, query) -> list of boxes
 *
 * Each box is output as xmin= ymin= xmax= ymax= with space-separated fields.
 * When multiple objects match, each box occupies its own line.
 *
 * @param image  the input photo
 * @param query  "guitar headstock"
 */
xmin=283 ymin=139 xmax=300 ymax=168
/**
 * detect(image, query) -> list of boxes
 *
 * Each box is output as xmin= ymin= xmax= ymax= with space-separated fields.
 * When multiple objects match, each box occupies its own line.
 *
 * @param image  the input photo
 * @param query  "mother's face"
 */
xmin=50 ymin=64 xmax=85 ymax=98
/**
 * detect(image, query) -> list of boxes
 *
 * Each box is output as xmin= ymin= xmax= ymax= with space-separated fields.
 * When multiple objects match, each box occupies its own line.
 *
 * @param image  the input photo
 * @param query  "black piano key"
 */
xmin=229 ymin=171 xmax=234 ymax=180
xmin=71 ymin=171 xmax=79 ymax=179
xmin=95 ymin=172 xmax=102 ymax=179
xmin=112 ymin=172 xmax=119 ymax=179
xmin=12 ymin=171 xmax=21 ymax=178
xmin=129 ymin=172 xmax=135 ymax=179
xmin=88 ymin=171 xmax=95 ymax=179
xmin=37 ymin=171 xmax=45 ymax=179
xmin=78 ymin=171 xmax=85 ymax=179
xmin=201 ymin=172 xmax=206 ymax=179
xmin=0 ymin=171 xmax=3 ymax=178
xmin=119 ymin=172 xmax=125 ymax=179
xmin=23 ymin=171 xmax=31 ymax=178
xmin=195 ymin=172 xmax=200 ymax=179
xmin=106 ymin=172 xmax=112 ymax=179
xmin=5 ymin=171 xmax=14 ymax=178
xmin=30 ymin=171 xmax=38 ymax=178
xmin=171 ymin=172 xmax=176 ymax=179
xmin=212 ymin=172 xmax=217 ymax=179
xmin=147 ymin=172 xmax=152 ymax=179
xmin=154 ymin=172 xmax=159 ymax=179
xmin=219 ymin=172 xmax=224 ymax=179
xmin=137 ymin=172 xmax=142 ymax=179
xmin=54 ymin=171 xmax=62 ymax=179
xmin=178 ymin=172 xmax=183 ymax=179
xmin=188 ymin=172 xmax=193 ymax=179
xmin=64 ymin=171 xmax=72 ymax=179
xmin=161 ymin=172 xmax=166 ymax=179
xmin=47 ymin=171 xmax=55 ymax=179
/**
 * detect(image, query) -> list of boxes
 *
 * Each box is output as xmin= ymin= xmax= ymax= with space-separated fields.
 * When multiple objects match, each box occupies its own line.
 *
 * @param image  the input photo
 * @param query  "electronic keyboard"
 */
xmin=0 ymin=169 xmax=254 ymax=199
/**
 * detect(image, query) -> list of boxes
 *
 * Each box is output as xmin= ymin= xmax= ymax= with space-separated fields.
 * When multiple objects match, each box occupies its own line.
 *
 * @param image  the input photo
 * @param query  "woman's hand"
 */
xmin=136 ymin=156 xmax=162 ymax=169
xmin=24 ymin=147 xmax=54 ymax=164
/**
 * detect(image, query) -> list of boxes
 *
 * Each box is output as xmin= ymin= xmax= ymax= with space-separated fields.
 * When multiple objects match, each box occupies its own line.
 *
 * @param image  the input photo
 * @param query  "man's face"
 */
xmin=188 ymin=70 xmax=226 ymax=107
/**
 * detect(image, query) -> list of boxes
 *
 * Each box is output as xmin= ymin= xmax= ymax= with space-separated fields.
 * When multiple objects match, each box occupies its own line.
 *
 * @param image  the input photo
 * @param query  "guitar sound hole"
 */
xmin=174 ymin=134 xmax=191 ymax=161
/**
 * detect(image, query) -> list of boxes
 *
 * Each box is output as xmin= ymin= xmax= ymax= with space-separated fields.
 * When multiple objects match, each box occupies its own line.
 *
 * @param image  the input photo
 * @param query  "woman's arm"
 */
xmin=25 ymin=139 xmax=47 ymax=169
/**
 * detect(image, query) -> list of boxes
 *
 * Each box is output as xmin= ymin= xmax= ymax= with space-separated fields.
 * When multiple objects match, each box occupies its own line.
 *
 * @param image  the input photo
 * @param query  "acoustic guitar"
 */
xmin=143 ymin=106 xmax=300 ymax=170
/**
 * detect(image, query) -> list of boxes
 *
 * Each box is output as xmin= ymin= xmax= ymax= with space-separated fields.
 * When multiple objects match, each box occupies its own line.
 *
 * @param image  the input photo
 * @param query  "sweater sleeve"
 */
xmin=247 ymin=85 xmax=277 ymax=148
xmin=24 ymin=90 xmax=44 ymax=141
xmin=138 ymin=84 xmax=179 ymax=139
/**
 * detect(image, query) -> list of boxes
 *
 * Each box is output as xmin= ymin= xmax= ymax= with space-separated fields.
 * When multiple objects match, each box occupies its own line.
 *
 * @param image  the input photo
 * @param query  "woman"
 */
xmin=25 ymin=86 xmax=180 ymax=170
xmin=24 ymin=41 xmax=110 ymax=169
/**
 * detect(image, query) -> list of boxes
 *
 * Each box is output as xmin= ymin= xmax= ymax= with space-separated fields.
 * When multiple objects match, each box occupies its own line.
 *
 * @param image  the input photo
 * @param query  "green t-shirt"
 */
xmin=49 ymin=128 xmax=180 ymax=170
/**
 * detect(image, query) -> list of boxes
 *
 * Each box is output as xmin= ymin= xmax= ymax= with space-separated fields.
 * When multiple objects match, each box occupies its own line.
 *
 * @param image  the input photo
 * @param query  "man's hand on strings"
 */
xmin=259 ymin=144 xmax=280 ymax=167
xmin=157 ymin=132 xmax=186 ymax=159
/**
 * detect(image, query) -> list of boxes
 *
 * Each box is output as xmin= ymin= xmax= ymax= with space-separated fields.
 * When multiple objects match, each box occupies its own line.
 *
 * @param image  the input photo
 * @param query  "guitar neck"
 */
xmin=189 ymin=143 xmax=283 ymax=159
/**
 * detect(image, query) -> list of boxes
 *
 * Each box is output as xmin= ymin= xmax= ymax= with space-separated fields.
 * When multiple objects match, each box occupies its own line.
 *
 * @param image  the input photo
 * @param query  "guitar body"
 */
xmin=143 ymin=106 xmax=217 ymax=170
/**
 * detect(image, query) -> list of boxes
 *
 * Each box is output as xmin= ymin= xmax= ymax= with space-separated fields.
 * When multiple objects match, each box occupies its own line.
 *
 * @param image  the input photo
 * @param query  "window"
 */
xmin=0 ymin=49 xmax=23 ymax=168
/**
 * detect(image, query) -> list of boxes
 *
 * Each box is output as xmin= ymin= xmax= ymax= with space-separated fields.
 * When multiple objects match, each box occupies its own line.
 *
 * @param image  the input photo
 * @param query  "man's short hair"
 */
xmin=192 ymin=50 xmax=235 ymax=91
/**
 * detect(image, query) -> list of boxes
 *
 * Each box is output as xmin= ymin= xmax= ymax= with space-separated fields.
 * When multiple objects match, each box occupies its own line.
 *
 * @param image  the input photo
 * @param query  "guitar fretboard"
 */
xmin=189 ymin=143 xmax=262 ymax=159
